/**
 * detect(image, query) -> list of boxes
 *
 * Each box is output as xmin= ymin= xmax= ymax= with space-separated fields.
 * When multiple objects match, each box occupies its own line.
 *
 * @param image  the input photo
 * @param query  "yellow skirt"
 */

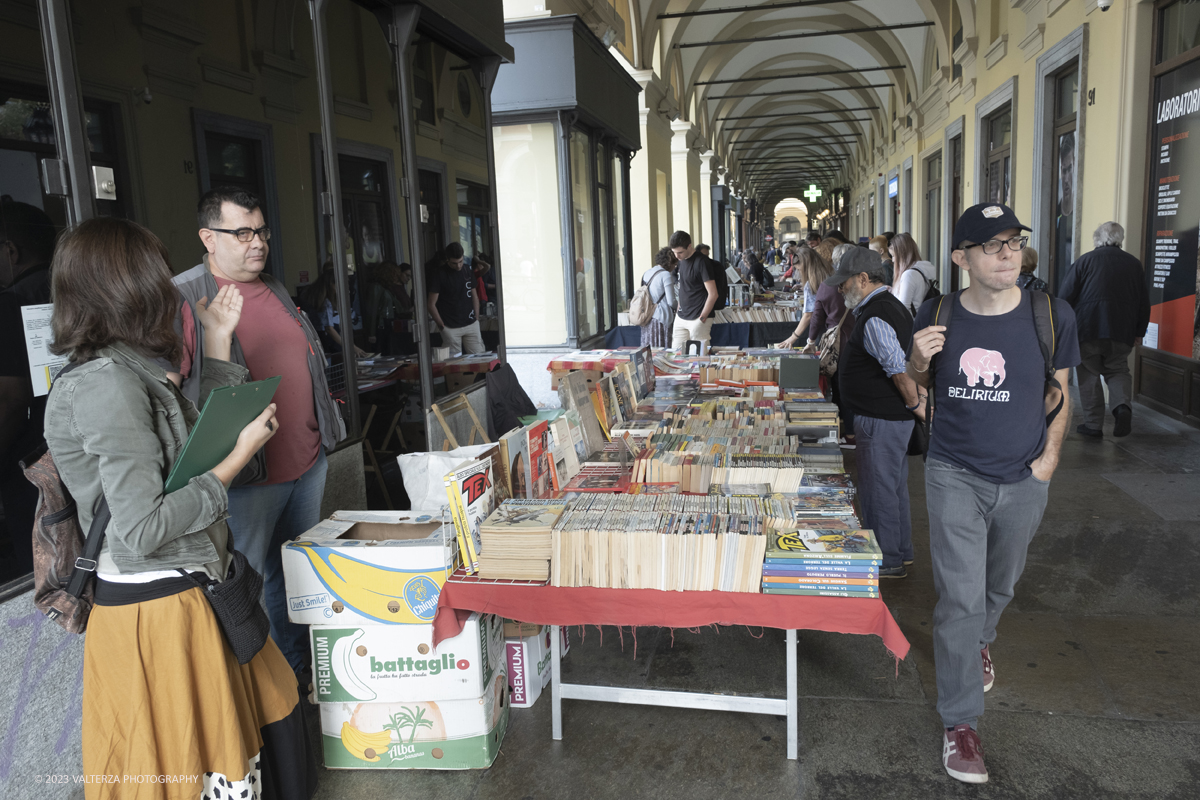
xmin=82 ymin=584 xmax=316 ymax=799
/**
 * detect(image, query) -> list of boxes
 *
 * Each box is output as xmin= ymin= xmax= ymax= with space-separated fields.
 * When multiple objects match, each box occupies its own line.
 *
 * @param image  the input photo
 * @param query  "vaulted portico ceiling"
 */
xmin=625 ymin=0 xmax=973 ymax=205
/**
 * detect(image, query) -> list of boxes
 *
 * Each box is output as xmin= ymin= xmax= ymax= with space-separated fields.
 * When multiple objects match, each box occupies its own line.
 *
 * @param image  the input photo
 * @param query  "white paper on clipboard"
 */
xmin=21 ymin=303 xmax=67 ymax=397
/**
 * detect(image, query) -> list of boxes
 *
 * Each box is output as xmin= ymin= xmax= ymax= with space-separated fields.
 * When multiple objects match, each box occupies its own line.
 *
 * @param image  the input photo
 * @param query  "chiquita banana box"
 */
xmin=282 ymin=511 xmax=455 ymax=626
xmin=320 ymin=674 xmax=509 ymax=770
xmin=311 ymin=612 xmax=504 ymax=703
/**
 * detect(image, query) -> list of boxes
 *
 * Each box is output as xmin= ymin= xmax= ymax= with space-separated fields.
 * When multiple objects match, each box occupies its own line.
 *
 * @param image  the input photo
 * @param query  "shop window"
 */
xmin=1159 ymin=0 xmax=1200 ymax=64
xmin=924 ymin=152 xmax=942 ymax=273
xmin=339 ymin=155 xmax=395 ymax=271
xmin=195 ymin=112 xmax=281 ymax=278
xmin=984 ymin=108 xmax=1012 ymax=206
xmin=493 ymin=122 xmax=566 ymax=346
xmin=614 ymin=155 xmax=630 ymax=312
xmin=0 ymin=86 xmax=128 ymax=224
xmin=456 ymin=179 xmax=491 ymax=261
xmin=418 ymin=168 xmax=446 ymax=263
xmin=1048 ymin=66 xmax=1079 ymax=290
xmin=570 ymin=128 xmax=597 ymax=340
xmin=949 ymin=133 xmax=963 ymax=290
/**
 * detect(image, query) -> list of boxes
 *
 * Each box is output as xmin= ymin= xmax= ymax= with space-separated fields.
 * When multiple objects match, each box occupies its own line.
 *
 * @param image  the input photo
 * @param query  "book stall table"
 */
xmin=432 ymin=571 xmax=909 ymax=760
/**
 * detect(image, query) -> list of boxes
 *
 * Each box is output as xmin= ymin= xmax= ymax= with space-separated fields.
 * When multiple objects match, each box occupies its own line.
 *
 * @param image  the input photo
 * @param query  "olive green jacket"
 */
xmin=44 ymin=343 xmax=248 ymax=576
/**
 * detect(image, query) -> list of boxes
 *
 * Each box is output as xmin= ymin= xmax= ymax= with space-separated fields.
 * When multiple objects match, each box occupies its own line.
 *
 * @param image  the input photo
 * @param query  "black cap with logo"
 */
xmin=952 ymin=202 xmax=1031 ymax=250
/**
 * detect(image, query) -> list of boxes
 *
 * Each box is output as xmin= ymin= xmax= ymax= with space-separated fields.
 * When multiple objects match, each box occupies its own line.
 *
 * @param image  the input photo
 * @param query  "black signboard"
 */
xmin=1145 ymin=57 xmax=1200 ymax=358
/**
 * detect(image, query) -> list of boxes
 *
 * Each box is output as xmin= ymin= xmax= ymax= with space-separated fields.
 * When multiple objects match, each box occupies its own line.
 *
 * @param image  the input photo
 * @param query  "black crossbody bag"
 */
xmin=178 ymin=539 xmax=270 ymax=665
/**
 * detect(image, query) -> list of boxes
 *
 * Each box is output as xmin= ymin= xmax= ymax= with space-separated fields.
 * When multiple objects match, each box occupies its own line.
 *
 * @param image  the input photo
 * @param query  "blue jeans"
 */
xmin=227 ymin=449 xmax=327 ymax=674
xmin=854 ymin=415 xmax=914 ymax=569
xmin=925 ymin=458 xmax=1049 ymax=729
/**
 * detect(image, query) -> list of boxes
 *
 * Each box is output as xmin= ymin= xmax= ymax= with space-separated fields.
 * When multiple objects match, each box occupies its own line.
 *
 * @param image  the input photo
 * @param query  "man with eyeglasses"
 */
xmin=907 ymin=203 xmax=1080 ymax=785
xmin=168 ymin=187 xmax=346 ymax=689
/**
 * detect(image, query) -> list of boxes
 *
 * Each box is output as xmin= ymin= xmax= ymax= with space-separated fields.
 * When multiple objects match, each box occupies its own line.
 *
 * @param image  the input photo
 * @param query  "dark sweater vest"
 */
xmin=838 ymin=289 xmax=914 ymax=421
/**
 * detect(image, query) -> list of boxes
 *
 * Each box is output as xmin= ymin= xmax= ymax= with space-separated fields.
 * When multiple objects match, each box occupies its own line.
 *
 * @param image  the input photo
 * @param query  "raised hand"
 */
xmin=195 ymin=283 xmax=243 ymax=340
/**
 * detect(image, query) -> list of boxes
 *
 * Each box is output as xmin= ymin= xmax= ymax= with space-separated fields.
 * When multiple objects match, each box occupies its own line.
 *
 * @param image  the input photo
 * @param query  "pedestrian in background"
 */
xmin=670 ymin=230 xmax=721 ymax=352
xmin=890 ymin=233 xmax=937 ymax=315
xmin=1059 ymin=221 xmax=1150 ymax=438
xmin=640 ymin=246 xmax=677 ymax=347
xmin=1016 ymin=246 xmax=1049 ymax=293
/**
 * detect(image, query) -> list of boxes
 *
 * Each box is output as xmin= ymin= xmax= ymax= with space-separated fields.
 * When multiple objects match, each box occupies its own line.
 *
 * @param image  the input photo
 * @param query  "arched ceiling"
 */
xmin=627 ymin=0 xmax=973 ymax=209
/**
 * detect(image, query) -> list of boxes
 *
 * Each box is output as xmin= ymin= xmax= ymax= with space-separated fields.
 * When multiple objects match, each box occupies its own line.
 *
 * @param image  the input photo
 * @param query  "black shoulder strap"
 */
xmin=66 ymin=497 xmax=109 ymax=598
xmin=1030 ymin=291 xmax=1064 ymax=425
xmin=922 ymin=291 xmax=958 ymax=457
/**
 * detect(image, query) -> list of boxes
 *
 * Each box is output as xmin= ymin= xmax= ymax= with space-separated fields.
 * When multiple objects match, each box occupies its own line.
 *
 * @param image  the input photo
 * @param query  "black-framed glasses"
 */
xmin=207 ymin=226 xmax=271 ymax=243
xmin=964 ymin=236 xmax=1028 ymax=255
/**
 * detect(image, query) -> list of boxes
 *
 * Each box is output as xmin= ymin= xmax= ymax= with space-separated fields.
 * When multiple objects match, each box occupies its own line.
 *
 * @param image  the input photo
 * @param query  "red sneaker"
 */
xmin=943 ymin=724 xmax=988 ymax=783
xmin=982 ymin=645 xmax=995 ymax=693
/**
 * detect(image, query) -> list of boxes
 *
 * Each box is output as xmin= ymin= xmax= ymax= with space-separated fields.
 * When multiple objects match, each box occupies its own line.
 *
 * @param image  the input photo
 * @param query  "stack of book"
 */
xmin=476 ymin=500 xmax=568 ymax=582
xmin=550 ymin=494 xmax=782 ymax=592
xmin=792 ymin=490 xmax=858 ymax=522
xmin=760 ymin=528 xmax=882 ymax=598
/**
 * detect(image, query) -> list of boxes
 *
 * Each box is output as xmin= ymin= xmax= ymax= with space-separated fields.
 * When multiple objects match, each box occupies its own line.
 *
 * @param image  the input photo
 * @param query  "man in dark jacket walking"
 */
xmin=1058 ymin=221 xmax=1150 ymax=438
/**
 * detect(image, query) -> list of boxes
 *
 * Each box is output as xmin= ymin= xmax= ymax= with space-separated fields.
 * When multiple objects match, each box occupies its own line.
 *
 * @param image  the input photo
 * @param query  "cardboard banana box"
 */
xmin=506 ymin=626 xmax=569 ymax=709
xmin=312 ymin=612 xmax=504 ymax=703
xmin=283 ymin=511 xmax=456 ymax=626
xmin=321 ymin=673 xmax=508 ymax=770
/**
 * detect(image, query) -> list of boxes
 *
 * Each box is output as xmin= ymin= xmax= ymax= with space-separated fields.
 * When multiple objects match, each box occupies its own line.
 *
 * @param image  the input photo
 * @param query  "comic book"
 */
xmin=443 ymin=458 xmax=497 ymax=573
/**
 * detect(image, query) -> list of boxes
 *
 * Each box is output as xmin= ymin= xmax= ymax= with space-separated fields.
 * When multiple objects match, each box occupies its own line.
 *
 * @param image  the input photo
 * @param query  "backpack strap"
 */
xmin=47 ymin=358 xmax=111 ymax=604
xmin=1030 ymin=290 xmax=1064 ymax=425
xmin=64 ymin=497 xmax=109 ymax=600
xmin=922 ymin=291 xmax=958 ymax=455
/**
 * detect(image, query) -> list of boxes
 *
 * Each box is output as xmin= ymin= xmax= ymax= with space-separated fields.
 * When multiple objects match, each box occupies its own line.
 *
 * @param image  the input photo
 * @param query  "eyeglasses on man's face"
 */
xmin=208 ymin=226 xmax=271 ymax=243
xmin=964 ymin=236 xmax=1028 ymax=255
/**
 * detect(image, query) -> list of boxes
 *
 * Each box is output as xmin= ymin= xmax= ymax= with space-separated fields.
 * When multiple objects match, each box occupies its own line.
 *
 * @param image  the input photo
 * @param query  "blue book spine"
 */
xmin=768 ymin=556 xmax=883 ymax=568
xmin=763 ymin=568 xmax=879 ymax=579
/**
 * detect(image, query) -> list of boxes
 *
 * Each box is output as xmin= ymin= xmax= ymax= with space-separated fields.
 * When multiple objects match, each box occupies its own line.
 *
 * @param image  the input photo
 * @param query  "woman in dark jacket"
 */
xmin=44 ymin=217 xmax=316 ymax=799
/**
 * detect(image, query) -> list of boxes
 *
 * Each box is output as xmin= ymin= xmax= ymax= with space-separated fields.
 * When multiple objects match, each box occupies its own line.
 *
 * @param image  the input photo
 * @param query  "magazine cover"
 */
xmin=526 ymin=420 xmax=555 ymax=499
xmin=498 ymin=426 xmax=530 ymax=500
xmin=766 ymin=529 xmax=882 ymax=559
xmin=559 ymin=371 xmax=606 ymax=456
xmin=549 ymin=416 xmax=581 ymax=484
xmin=443 ymin=458 xmax=497 ymax=573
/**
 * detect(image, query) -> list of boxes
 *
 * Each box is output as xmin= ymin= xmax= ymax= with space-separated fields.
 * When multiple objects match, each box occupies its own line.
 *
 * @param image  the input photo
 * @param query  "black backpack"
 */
xmin=923 ymin=290 xmax=1064 ymax=452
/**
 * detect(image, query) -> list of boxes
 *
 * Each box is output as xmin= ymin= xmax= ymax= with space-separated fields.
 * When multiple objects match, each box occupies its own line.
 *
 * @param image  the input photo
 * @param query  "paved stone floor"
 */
xmin=311 ymin=393 xmax=1200 ymax=799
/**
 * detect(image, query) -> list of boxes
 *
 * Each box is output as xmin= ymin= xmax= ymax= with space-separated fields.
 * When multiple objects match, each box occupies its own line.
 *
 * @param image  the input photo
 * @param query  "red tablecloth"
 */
xmin=433 ymin=574 xmax=909 ymax=660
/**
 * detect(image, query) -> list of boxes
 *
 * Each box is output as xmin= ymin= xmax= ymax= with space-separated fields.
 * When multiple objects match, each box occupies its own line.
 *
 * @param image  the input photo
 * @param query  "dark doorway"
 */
xmin=419 ymin=168 xmax=445 ymax=264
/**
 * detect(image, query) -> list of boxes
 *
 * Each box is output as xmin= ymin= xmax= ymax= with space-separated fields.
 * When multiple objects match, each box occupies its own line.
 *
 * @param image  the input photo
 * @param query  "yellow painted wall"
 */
xmin=845 ymin=2 xmax=1154 ymax=290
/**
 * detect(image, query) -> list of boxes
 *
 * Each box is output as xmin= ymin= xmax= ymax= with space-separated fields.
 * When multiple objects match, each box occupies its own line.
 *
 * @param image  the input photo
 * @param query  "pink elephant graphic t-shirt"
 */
xmin=911 ymin=291 xmax=1080 ymax=483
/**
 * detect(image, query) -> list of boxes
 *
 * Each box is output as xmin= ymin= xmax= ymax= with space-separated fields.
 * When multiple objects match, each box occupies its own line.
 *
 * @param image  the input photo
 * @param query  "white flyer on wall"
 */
xmin=21 ymin=303 xmax=67 ymax=397
xmin=1143 ymin=321 xmax=1159 ymax=350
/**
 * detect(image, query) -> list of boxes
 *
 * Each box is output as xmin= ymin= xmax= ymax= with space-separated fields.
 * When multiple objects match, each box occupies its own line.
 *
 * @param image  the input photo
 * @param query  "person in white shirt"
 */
xmin=890 ymin=232 xmax=937 ymax=315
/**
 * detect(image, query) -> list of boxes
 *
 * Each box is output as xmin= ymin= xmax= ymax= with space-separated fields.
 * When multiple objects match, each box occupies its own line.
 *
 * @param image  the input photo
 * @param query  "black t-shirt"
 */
xmin=428 ymin=265 xmax=475 ymax=329
xmin=910 ymin=291 xmax=1081 ymax=484
xmin=0 ymin=265 xmax=51 ymax=476
xmin=677 ymin=254 xmax=720 ymax=320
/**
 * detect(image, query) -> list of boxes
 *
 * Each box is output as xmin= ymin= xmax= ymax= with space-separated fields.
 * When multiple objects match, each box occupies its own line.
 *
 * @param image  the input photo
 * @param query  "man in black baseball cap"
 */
xmin=905 ymin=202 xmax=1080 ymax=784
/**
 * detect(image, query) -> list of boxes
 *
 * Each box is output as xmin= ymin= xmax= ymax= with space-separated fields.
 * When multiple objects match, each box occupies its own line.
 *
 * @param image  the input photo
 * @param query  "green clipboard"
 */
xmin=164 ymin=376 xmax=281 ymax=493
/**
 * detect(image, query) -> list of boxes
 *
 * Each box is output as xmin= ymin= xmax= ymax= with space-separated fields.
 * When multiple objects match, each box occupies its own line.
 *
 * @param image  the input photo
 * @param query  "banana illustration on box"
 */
xmin=292 ymin=543 xmax=444 ymax=624
xmin=332 ymin=629 xmax=377 ymax=701
xmin=340 ymin=721 xmax=392 ymax=762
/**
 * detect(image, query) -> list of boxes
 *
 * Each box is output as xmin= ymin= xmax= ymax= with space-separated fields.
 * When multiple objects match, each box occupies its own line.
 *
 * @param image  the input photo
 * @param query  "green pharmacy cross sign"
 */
xmin=803 ymin=184 xmax=822 ymax=203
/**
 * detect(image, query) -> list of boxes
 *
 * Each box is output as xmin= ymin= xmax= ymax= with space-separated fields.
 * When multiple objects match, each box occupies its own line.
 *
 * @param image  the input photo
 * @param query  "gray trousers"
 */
xmin=1077 ymin=338 xmax=1133 ymax=428
xmin=854 ymin=415 xmax=915 ymax=569
xmin=925 ymin=458 xmax=1049 ymax=729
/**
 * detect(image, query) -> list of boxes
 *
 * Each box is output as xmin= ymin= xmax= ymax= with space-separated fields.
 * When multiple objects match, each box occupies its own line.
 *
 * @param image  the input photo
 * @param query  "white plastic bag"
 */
xmin=396 ymin=445 xmax=496 ymax=510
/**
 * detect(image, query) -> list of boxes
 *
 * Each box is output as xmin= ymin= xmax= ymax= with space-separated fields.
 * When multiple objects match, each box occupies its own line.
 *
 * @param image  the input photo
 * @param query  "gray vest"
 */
xmin=173 ymin=262 xmax=346 ymax=485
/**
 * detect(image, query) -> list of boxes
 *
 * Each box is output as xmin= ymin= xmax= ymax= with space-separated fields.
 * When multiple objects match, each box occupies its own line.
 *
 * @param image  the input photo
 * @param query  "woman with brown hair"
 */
xmin=777 ymin=247 xmax=832 ymax=348
xmin=44 ymin=217 xmax=316 ymax=799
xmin=889 ymin=232 xmax=937 ymax=315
